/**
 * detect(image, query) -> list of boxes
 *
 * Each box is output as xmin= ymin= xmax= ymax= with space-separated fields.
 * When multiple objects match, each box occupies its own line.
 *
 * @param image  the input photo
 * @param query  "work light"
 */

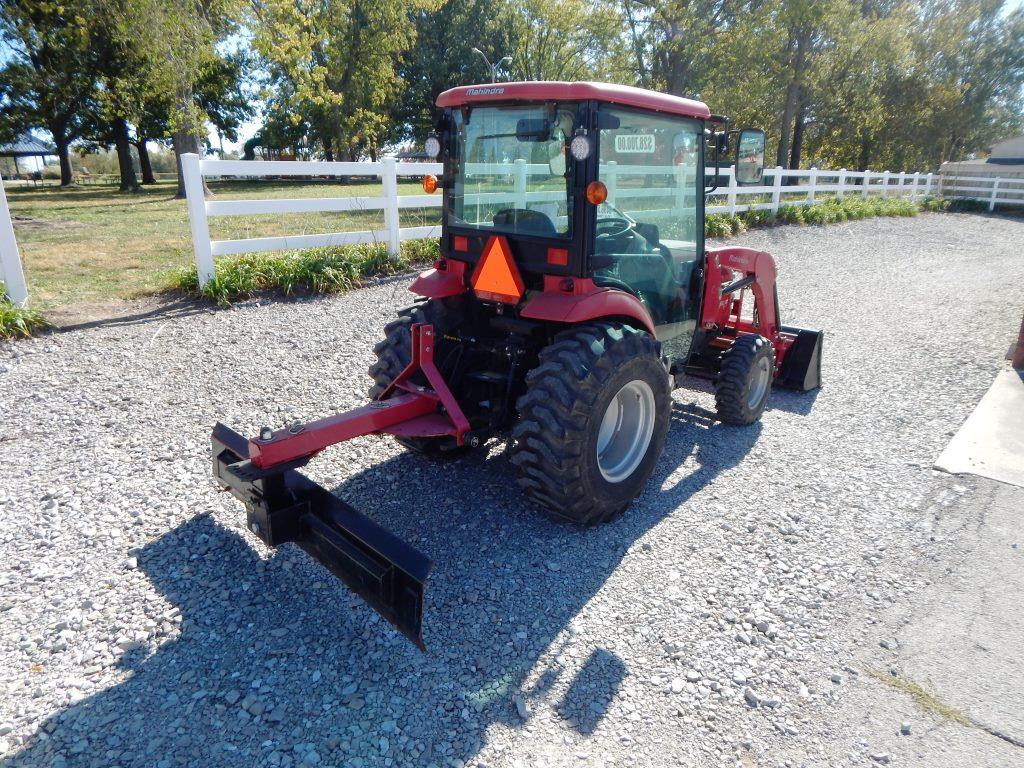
xmin=424 ymin=135 xmax=441 ymax=159
xmin=570 ymin=133 xmax=591 ymax=161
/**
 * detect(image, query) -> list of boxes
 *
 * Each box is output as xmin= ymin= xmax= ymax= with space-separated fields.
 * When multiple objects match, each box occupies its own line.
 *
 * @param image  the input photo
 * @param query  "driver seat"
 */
xmin=492 ymin=208 xmax=556 ymax=235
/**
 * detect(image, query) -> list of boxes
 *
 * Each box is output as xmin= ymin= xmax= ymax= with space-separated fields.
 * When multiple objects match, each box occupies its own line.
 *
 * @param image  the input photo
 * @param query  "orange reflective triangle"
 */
xmin=471 ymin=235 xmax=524 ymax=303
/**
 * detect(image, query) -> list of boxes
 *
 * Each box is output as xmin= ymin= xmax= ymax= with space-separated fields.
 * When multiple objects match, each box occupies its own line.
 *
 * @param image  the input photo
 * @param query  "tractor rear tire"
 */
xmin=368 ymin=299 xmax=466 ymax=457
xmin=714 ymin=334 xmax=774 ymax=425
xmin=511 ymin=321 xmax=671 ymax=525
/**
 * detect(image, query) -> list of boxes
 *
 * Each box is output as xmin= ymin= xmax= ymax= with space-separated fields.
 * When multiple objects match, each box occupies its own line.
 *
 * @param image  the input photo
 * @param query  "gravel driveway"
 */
xmin=1 ymin=212 xmax=1022 ymax=768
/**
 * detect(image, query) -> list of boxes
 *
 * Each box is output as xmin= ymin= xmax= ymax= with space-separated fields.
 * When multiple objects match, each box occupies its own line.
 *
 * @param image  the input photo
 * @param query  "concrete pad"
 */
xmin=936 ymin=368 xmax=1024 ymax=487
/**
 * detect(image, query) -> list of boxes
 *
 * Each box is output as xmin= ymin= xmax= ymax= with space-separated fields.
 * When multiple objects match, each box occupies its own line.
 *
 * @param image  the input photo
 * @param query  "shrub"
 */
xmin=705 ymin=214 xmax=733 ymax=238
xmin=0 ymin=294 xmax=49 ymax=340
xmin=778 ymin=205 xmax=806 ymax=225
xmin=727 ymin=214 xmax=746 ymax=235
xmin=921 ymin=196 xmax=950 ymax=212
xmin=740 ymin=208 xmax=773 ymax=228
xmin=946 ymin=197 xmax=987 ymax=212
xmin=163 ymin=238 xmax=440 ymax=306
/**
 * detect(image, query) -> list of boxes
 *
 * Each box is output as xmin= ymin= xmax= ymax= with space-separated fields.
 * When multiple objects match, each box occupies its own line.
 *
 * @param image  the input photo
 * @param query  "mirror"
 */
xmin=734 ymin=129 xmax=765 ymax=185
xmin=516 ymin=118 xmax=552 ymax=142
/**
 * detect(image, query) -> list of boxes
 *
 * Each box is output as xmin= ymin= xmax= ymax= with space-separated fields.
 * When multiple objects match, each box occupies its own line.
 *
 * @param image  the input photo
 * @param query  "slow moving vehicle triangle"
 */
xmin=471 ymin=235 xmax=525 ymax=304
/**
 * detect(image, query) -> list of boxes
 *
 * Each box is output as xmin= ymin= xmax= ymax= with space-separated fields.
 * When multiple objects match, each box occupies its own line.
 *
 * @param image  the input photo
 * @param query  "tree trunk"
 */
xmin=172 ymin=82 xmax=211 ymax=199
xmin=137 ymin=138 xmax=156 ymax=184
xmin=58 ymin=145 xmax=73 ymax=186
xmin=857 ymin=130 xmax=872 ymax=172
xmin=114 ymin=118 xmax=139 ymax=192
xmin=49 ymin=124 xmax=74 ymax=186
xmin=172 ymin=128 xmax=209 ymax=199
xmin=789 ymin=102 xmax=806 ymax=170
xmin=776 ymin=33 xmax=807 ymax=169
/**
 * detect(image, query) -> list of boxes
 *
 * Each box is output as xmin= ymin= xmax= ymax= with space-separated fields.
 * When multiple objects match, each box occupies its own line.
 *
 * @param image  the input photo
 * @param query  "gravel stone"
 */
xmin=1 ymin=214 xmax=1021 ymax=767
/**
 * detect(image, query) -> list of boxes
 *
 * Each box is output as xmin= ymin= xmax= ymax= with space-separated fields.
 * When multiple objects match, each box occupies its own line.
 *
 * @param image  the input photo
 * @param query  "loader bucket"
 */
xmin=211 ymin=422 xmax=432 ymax=648
xmin=778 ymin=326 xmax=823 ymax=391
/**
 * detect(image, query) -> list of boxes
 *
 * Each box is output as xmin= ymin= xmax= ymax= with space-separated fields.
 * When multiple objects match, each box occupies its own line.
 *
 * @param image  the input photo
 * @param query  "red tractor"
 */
xmin=212 ymin=82 xmax=822 ymax=647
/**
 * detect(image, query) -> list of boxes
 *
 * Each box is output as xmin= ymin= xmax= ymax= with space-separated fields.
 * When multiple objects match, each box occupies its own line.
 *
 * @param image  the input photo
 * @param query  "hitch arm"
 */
xmin=246 ymin=324 xmax=470 ymax=469
xmin=248 ymin=394 xmax=436 ymax=469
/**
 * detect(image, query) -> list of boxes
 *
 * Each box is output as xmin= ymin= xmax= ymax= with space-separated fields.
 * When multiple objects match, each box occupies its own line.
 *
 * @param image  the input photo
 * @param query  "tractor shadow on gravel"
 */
xmin=1 ymin=401 xmax=766 ymax=768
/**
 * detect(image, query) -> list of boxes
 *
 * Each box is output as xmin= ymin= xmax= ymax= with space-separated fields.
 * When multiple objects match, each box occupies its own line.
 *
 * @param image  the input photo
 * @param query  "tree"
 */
xmin=391 ymin=0 xmax=519 ymax=142
xmin=0 ymin=0 xmax=103 ymax=185
xmin=506 ymin=0 xmax=624 ymax=82
xmin=252 ymin=0 xmax=435 ymax=162
xmin=123 ymin=0 xmax=244 ymax=197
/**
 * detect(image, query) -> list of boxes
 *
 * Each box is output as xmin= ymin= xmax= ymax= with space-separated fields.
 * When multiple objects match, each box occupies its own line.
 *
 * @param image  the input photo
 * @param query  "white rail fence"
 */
xmin=180 ymin=155 xmax=1015 ymax=290
xmin=936 ymin=172 xmax=1024 ymax=209
xmin=182 ymin=154 xmax=444 ymax=287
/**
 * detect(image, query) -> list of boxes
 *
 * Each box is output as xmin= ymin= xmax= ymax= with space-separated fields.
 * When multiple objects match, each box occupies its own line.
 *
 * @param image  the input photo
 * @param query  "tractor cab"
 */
xmin=424 ymin=81 xmax=767 ymax=368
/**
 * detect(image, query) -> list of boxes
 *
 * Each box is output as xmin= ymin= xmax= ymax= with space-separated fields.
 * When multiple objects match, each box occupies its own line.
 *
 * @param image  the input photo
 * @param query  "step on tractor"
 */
xmin=212 ymin=81 xmax=823 ymax=647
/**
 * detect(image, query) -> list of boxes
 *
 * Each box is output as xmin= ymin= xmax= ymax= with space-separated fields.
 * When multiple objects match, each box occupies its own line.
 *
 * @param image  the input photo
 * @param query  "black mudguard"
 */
xmin=211 ymin=423 xmax=432 ymax=648
xmin=778 ymin=326 xmax=823 ymax=391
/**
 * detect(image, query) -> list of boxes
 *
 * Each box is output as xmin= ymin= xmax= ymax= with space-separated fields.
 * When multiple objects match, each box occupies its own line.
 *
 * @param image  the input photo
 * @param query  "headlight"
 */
xmin=424 ymin=135 xmax=441 ymax=159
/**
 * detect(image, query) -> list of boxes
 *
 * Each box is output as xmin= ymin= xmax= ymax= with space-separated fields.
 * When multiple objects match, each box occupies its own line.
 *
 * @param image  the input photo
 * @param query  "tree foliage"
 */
xmin=1 ymin=0 xmax=1022 ymax=180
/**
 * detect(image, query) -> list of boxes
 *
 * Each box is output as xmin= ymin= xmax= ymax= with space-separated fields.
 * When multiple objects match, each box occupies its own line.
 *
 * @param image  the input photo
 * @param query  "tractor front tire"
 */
xmin=511 ymin=321 xmax=671 ymax=525
xmin=714 ymin=334 xmax=774 ymax=425
xmin=368 ymin=299 xmax=466 ymax=457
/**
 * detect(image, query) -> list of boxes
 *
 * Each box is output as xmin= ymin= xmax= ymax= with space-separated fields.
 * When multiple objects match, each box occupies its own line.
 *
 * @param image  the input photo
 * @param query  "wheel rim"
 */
xmin=596 ymin=379 xmax=656 ymax=483
xmin=748 ymin=356 xmax=771 ymax=409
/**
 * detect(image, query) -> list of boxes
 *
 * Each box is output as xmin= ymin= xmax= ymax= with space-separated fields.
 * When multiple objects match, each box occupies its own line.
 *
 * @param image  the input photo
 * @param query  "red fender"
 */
xmin=520 ymin=276 xmax=657 ymax=336
xmin=409 ymin=259 xmax=468 ymax=299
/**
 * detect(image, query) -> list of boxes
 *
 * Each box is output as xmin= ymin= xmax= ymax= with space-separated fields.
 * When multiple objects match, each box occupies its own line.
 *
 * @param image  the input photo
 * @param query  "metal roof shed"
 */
xmin=0 ymin=136 xmax=55 ymax=178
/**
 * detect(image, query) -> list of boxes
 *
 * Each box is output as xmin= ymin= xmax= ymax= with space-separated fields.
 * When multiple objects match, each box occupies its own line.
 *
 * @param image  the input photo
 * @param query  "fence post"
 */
xmin=862 ymin=170 xmax=871 ymax=198
xmin=837 ymin=169 xmax=846 ymax=200
xmin=926 ymin=172 xmax=934 ymax=197
xmin=605 ymin=161 xmax=618 ymax=206
xmin=897 ymin=171 xmax=906 ymax=198
xmin=726 ymin=166 xmax=737 ymax=213
xmin=771 ymin=166 xmax=783 ymax=212
xmin=988 ymin=178 xmax=1000 ymax=212
xmin=513 ymin=158 xmax=528 ymax=210
xmin=807 ymin=168 xmax=817 ymax=205
xmin=910 ymin=172 xmax=920 ymax=200
xmin=0 ymin=174 xmax=29 ymax=305
xmin=882 ymin=170 xmax=891 ymax=198
xmin=381 ymin=157 xmax=401 ymax=258
xmin=181 ymin=153 xmax=215 ymax=288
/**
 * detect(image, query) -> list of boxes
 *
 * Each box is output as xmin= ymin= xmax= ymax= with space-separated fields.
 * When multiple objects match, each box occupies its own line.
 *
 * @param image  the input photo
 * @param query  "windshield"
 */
xmin=447 ymin=104 xmax=575 ymax=237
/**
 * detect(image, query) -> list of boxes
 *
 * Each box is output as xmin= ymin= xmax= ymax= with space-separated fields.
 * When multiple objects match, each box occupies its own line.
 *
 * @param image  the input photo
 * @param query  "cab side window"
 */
xmin=593 ymin=108 xmax=702 ymax=329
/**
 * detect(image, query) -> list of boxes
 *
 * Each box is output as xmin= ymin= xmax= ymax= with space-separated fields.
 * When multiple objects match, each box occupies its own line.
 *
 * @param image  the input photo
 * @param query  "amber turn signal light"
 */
xmin=585 ymin=180 xmax=607 ymax=205
xmin=422 ymin=174 xmax=438 ymax=194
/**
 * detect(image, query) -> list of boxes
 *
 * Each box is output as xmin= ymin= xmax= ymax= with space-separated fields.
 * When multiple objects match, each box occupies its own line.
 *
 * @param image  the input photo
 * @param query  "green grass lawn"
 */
xmin=5 ymin=178 xmax=439 ymax=309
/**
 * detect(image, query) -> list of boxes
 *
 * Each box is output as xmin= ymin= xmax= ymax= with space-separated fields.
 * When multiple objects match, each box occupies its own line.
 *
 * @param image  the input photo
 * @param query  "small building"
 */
xmin=988 ymin=136 xmax=1024 ymax=165
xmin=0 ymin=136 xmax=55 ymax=179
xmin=939 ymin=135 xmax=1024 ymax=206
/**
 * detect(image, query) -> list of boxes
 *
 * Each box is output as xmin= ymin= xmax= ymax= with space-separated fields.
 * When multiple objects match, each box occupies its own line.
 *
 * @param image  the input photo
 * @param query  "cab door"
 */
xmin=591 ymin=106 xmax=704 ymax=364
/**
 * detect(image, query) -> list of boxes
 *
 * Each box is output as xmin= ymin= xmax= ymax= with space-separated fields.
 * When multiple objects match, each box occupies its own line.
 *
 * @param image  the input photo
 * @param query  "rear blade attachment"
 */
xmin=778 ymin=326 xmax=823 ymax=391
xmin=211 ymin=422 xmax=432 ymax=648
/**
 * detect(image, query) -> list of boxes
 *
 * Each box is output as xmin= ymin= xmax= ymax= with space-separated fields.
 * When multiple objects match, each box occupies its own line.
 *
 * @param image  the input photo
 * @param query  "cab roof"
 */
xmin=436 ymin=81 xmax=711 ymax=121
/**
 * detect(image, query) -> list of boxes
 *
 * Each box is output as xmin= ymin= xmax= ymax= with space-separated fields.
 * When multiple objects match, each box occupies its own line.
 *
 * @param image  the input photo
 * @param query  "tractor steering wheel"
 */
xmin=595 ymin=216 xmax=633 ymax=242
